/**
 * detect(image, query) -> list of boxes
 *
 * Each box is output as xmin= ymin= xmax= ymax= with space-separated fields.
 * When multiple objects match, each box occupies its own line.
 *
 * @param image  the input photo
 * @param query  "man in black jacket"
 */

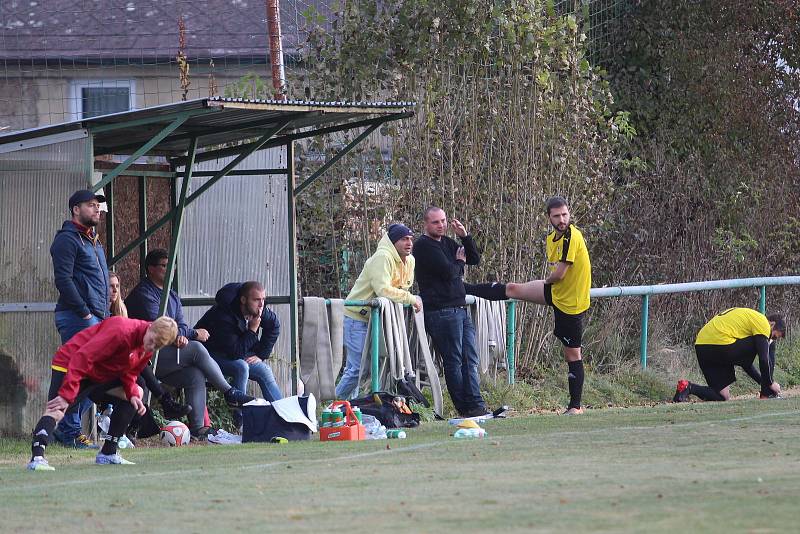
xmin=413 ymin=206 xmax=488 ymax=417
xmin=195 ymin=281 xmax=283 ymax=426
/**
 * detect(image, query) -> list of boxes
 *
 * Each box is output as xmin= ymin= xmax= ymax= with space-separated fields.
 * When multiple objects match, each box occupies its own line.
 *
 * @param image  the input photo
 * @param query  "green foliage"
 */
xmin=223 ymin=72 xmax=271 ymax=100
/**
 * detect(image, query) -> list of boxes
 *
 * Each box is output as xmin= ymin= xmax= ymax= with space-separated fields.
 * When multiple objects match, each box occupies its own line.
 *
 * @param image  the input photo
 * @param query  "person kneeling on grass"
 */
xmin=673 ymin=308 xmax=784 ymax=403
xmin=27 ymin=316 xmax=178 ymax=471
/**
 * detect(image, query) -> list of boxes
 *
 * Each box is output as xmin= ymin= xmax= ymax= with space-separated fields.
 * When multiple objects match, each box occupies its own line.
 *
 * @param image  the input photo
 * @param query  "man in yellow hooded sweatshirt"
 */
xmin=335 ymin=224 xmax=422 ymax=399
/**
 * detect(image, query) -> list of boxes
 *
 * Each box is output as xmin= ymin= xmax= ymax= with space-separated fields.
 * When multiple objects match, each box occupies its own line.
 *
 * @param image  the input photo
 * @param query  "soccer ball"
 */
xmin=160 ymin=421 xmax=190 ymax=447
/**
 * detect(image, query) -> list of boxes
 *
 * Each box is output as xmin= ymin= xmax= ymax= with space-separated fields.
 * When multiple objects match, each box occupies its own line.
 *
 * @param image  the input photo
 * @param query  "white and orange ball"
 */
xmin=160 ymin=421 xmax=190 ymax=447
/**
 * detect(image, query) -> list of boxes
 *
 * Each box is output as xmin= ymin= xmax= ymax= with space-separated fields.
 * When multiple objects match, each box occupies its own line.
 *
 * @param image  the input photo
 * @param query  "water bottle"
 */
xmin=386 ymin=429 xmax=406 ymax=439
xmin=453 ymin=428 xmax=486 ymax=439
xmin=331 ymin=408 xmax=344 ymax=427
xmin=97 ymin=406 xmax=113 ymax=440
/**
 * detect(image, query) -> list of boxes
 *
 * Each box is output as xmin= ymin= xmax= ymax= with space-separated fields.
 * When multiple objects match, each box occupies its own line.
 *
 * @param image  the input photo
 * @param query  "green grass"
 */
xmin=2 ymin=397 xmax=799 ymax=532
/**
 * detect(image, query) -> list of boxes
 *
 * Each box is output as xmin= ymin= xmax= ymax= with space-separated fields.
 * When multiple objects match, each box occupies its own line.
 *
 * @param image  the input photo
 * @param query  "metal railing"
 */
xmin=590 ymin=276 xmax=800 ymax=369
xmin=334 ymin=296 xmax=518 ymax=394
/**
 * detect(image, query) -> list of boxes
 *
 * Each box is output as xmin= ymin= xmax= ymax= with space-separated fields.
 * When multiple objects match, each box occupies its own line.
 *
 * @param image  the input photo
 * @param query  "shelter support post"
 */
xmin=286 ymin=141 xmax=300 ymax=395
xmin=759 ymin=286 xmax=766 ymax=314
xmin=293 ymin=123 xmax=381 ymax=196
xmin=640 ymin=294 xmax=649 ymax=369
xmin=138 ymin=176 xmax=148 ymax=280
xmin=506 ymin=300 xmax=516 ymax=385
xmin=370 ymin=304 xmax=381 ymax=394
xmin=90 ymin=113 xmax=192 ymax=194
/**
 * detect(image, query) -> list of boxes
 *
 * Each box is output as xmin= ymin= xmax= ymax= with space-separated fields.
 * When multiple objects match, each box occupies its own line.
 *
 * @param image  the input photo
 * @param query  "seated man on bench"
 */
xmin=195 ymin=281 xmax=283 ymax=429
xmin=126 ymin=249 xmax=254 ymax=440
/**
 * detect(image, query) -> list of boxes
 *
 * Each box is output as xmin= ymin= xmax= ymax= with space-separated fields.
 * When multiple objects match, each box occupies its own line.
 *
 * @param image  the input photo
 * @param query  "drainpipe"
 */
xmin=266 ymin=0 xmax=287 ymax=100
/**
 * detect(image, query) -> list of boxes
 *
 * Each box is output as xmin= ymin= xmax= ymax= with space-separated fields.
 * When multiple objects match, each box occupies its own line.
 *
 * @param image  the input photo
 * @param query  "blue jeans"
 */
xmin=424 ymin=307 xmax=485 ymax=414
xmin=335 ymin=316 xmax=369 ymax=399
xmin=211 ymin=355 xmax=284 ymax=402
xmin=53 ymin=311 xmax=102 ymax=439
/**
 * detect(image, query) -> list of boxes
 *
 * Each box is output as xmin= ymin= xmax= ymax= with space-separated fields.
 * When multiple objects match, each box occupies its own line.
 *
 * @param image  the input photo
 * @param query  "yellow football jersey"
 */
xmin=546 ymin=224 xmax=591 ymax=314
xmin=695 ymin=307 xmax=771 ymax=345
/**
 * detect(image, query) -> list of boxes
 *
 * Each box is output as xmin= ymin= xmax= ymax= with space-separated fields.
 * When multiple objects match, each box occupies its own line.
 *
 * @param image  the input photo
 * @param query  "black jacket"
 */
xmin=50 ymin=221 xmax=109 ymax=319
xmin=194 ymin=282 xmax=280 ymax=360
xmin=413 ymin=234 xmax=480 ymax=310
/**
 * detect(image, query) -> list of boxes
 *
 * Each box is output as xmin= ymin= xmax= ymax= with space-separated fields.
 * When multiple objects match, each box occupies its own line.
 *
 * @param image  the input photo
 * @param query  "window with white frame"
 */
xmin=70 ymin=80 xmax=136 ymax=120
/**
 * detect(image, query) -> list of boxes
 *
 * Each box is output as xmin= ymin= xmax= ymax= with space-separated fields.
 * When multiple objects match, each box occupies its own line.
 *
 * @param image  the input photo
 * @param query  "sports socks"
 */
xmin=687 ymin=382 xmax=725 ymax=401
xmin=101 ymin=400 xmax=136 ymax=455
xmin=31 ymin=416 xmax=57 ymax=459
xmin=567 ymin=360 xmax=584 ymax=409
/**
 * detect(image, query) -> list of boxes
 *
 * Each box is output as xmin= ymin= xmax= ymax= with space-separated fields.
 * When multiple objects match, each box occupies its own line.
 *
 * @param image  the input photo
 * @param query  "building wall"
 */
xmin=2 ymin=64 xmax=266 ymax=130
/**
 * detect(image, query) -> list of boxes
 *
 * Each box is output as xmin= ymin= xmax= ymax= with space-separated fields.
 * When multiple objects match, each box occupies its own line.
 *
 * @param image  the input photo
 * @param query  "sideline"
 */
xmin=3 ymin=408 xmax=797 ymax=494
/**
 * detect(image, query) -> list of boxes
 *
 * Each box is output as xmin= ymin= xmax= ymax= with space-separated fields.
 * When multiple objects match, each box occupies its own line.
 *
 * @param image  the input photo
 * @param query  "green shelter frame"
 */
xmin=0 ymin=97 xmax=413 ymax=394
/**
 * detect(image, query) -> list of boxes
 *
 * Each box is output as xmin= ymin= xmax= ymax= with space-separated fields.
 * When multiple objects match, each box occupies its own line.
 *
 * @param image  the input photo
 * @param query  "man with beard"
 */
xmin=413 ymin=207 xmax=489 ymax=418
xmin=195 ymin=281 xmax=282 ymax=428
xmin=498 ymin=196 xmax=592 ymax=415
xmin=49 ymin=189 xmax=110 ymax=447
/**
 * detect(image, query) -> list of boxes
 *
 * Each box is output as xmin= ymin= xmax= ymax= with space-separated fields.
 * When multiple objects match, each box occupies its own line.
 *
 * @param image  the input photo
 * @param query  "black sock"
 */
xmin=567 ymin=360 xmax=585 ymax=409
xmin=31 ymin=416 xmax=57 ymax=460
xmin=102 ymin=400 xmax=136 ymax=455
xmin=688 ymin=383 xmax=725 ymax=401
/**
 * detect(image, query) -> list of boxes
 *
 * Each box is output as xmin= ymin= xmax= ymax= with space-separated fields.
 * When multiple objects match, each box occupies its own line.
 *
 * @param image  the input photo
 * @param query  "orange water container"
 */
xmin=319 ymin=400 xmax=366 ymax=441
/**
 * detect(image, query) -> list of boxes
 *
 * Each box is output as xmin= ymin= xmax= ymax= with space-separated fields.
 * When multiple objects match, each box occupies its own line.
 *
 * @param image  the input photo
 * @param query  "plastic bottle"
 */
xmin=386 ymin=429 xmax=406 ymax=439
xmin=331 ymin=408 xmax=344 ymax=427
xmin=453 ymin=428 xmax=486 ymax=439
xmin=97 ymin=406 xmax=113 ymax=440
xmin=352 ymin=406 xmax=362 ymax=424
xmin=321 ymin=408 xmax=332 ymax=428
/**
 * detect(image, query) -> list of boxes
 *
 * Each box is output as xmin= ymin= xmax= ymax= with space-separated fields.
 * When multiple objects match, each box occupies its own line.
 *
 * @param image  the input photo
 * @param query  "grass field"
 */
xmin=1 ymin=397 xmax=798 ymax=533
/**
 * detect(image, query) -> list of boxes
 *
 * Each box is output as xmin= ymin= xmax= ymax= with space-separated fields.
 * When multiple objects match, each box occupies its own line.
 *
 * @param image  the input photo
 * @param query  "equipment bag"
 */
xmin=242 ymin=394 xmax=318 ymax=443
xmin=350 ymin=391 xmax=420 ymax=429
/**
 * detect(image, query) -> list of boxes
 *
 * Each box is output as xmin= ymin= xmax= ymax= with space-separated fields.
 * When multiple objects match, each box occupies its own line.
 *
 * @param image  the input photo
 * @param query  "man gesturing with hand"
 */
xmin=413 ymin=207 xmax=489 ymax=418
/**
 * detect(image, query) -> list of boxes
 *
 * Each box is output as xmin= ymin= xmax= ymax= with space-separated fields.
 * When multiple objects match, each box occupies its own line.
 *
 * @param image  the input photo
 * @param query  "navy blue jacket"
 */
xmin=50 ymin=221 xmax=110 ymax=319
xmin=194 ymin=282 xmax=280 ymax=360
xmin=125 ymin=277 xmax=196 ymax=339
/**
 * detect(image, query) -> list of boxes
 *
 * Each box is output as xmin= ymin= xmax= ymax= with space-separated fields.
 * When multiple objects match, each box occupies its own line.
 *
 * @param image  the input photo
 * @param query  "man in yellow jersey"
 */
xmin=499 ymin=196 xmax=592 ymax=414
xmin=674 ymin=308 xmax=784 ymax=402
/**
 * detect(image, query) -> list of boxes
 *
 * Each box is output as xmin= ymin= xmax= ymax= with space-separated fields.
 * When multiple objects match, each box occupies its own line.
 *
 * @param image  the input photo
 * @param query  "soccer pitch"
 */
xmin=1 ymin=398 xmax=798 ymax=533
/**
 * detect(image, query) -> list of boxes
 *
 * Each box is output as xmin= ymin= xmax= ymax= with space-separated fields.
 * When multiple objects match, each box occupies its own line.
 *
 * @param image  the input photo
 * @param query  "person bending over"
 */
xmin=674 ymin=308 xmax=784 ymax=402
xmin=27 ymin=316 xmax=177 ymax=471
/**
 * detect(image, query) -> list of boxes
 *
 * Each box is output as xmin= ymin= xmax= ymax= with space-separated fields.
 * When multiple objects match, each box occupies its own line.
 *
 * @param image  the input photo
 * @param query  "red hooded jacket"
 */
xmin=51 ymin=316 xmax=152 ymax=404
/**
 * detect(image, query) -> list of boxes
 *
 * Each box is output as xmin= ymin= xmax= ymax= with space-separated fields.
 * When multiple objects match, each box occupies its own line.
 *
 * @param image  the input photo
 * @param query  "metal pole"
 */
xmin=370 ymin=304 xmax=381 ymax=394
xmin=293 ymin=123 xmax=381 ymax=196
xmin=759 ymin=286 xmax=766 ymax=314
xmin=265 ymin=0 xmax=287 ymax=100
xmin=147 ymin=138 xmax=197 ymax=405
xmin=158 ymin=137 xmax=197 ymax=316
xmin=506 ymin=300 xmax=516 ymax=385
xmin=90 ymin=113 xmax=191 ymax=193
xmin=640 ymin=294 xmax=649 ymax=369
xmin=286 ymin=141 xmax=300 ymax=395
xmin=138 ymin=176 xmax=148 ymax=280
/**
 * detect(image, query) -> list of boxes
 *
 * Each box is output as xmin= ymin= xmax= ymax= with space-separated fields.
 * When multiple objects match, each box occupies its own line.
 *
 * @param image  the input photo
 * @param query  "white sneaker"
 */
xmin=95 ymin=452 xmax=135 ymax=465
xmin=27 ymin=456 xmax=55 ymax=471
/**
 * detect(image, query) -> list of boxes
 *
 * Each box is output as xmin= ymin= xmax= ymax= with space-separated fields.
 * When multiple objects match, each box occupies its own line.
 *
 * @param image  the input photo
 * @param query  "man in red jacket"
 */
xmin=28 ymin=316 xmax=178 ymax=471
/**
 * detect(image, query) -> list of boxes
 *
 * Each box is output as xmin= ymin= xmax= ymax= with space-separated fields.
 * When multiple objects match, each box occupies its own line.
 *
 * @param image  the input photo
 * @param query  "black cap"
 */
xmin=68 ymin=189 xmax=106 ymax=211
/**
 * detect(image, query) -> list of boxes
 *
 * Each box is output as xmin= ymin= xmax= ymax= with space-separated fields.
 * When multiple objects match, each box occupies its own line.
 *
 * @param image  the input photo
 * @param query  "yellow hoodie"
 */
xmin=344 ymin=233 xmax=417 ymax=322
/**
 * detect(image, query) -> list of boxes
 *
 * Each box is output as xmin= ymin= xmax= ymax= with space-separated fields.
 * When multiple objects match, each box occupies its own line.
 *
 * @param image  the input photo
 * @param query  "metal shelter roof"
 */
xmin=0 ymin=97 xmax=414 ymax=158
